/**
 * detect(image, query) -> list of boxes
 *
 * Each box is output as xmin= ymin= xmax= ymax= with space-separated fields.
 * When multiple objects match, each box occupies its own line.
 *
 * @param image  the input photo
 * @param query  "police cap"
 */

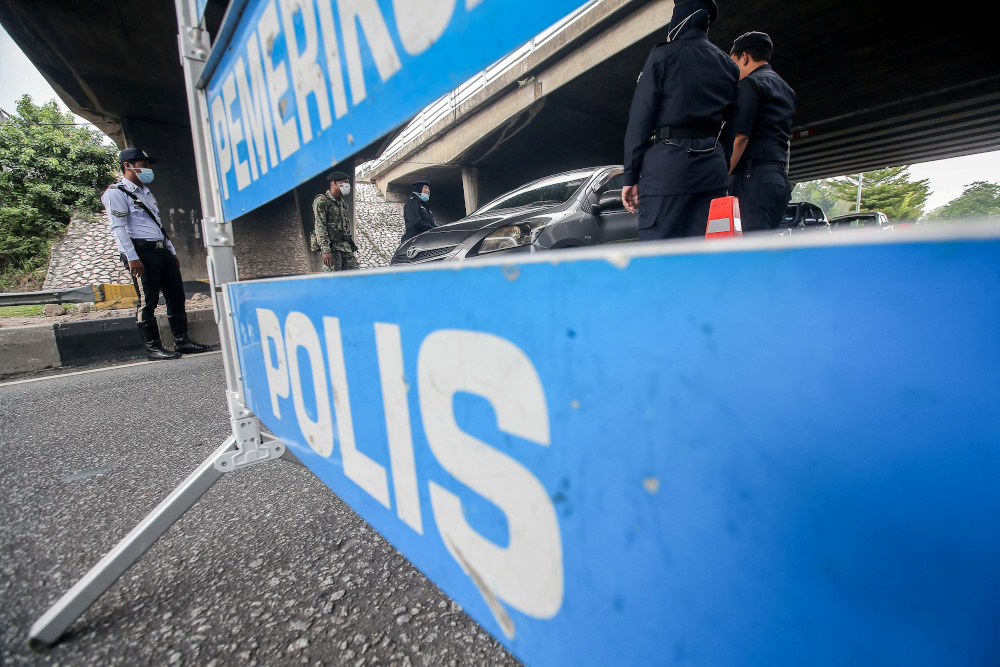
xmin=411 ymin=180 xmax=431 ymax=192
xmin=326 ymin=171 xmax=351 ymax=182
xmin=674 ymin=0 xmax=718 ymax=24
xmin=119 ymin=147 xmax=159 ymax=164
xmin=731 ymin=31 xmax=773 ymax=55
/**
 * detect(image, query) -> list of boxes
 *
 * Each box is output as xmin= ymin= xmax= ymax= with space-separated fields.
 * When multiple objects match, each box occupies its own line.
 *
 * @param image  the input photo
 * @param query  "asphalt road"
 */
xmin=0 ymin=354 xmax=518 ymax=666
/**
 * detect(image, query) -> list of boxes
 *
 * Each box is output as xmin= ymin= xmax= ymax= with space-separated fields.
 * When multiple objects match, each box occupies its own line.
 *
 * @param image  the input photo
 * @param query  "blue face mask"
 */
xmin=418 ymin=192 xmax=429 ymax=203
xmin=135 ymin=167 xmax=154 ymax=184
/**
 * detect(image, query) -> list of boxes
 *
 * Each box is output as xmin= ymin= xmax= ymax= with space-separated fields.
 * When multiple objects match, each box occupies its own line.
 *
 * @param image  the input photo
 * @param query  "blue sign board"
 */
xmin=226 ymin=236 xmax=1000 ymax=665
xmin=204 ymin=0 xmax=588 ymax=221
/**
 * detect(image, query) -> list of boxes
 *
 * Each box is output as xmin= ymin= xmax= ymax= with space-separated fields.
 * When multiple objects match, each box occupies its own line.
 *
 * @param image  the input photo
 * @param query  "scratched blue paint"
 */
xmin=227 ymin=237 xmax=1000 ymax=665
xmin=204 ymin=0 xmax=589 ymax=221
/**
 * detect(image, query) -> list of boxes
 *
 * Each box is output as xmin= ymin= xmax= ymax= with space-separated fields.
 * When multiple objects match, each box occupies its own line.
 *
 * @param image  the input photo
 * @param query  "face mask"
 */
xmin=132 ymin=166 xmax=154 ymax=184
xmin=337 ymin=182 xmax=351 ymax=196
xmin=418 ymin=192 xmax=430 ymax=203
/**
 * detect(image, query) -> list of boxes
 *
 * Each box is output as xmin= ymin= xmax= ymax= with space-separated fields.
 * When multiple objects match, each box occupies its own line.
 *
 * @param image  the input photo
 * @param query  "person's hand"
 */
xmin=173 ymin=254 xmax=181 ymax=269
xmin=128 ymin=259 xmax=145 ymax=278
xmin=622 ymin=185 xmax=640 ymax=214
xmin=322 ymin=252 xmax=334 ymax=267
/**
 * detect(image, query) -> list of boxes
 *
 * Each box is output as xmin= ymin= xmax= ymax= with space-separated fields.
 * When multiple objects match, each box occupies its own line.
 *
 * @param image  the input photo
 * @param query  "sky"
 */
xmin=1 ymin=24 xmax=998 ymax=210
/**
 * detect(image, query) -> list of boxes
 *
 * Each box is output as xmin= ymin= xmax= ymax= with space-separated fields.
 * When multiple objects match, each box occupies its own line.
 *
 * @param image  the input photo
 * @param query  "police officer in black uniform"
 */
xmin=622 ymin=0 xmax=739 ymax=239
xmin=727 ymin=31 xmax=797 ymax=231
xmin=402 ymin=180 xmax=435 ymax=242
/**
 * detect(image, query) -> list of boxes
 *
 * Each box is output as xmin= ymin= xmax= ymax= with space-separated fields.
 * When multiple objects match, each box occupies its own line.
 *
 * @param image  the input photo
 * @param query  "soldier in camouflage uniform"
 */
xmin=312 ymin=171 xmax=359 ymax=272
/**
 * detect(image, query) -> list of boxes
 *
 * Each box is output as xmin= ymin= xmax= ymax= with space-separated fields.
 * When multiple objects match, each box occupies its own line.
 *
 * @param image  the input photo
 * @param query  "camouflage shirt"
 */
xmin=312 ymin=191 xmax=353 ymax=253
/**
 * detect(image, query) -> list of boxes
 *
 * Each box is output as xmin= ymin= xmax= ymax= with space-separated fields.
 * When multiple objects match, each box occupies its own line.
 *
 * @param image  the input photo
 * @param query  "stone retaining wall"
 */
xmin=43 ymin=213 xmax=131 ymax=289
xmin=354 ymin=181 xmax=404 ymax=269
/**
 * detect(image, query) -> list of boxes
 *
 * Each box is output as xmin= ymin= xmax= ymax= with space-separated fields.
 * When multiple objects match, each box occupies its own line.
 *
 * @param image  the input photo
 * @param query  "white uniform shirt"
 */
xmin=101 ymin=179 xmax=176 ymax=261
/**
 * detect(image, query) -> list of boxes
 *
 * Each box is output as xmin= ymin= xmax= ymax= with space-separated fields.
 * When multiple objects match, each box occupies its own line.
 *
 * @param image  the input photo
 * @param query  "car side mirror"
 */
xmin=596 ymin=189 xmax=625 ymax=214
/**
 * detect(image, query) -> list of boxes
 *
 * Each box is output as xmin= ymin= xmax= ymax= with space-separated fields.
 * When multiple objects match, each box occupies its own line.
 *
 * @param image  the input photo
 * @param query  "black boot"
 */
xmin=168 ymin=313 xmax=211 ymax=353
xmin=137 ymin=321 xmax=180 ymax=360
xmin=173 ymin=333 xmax=211 ymax=354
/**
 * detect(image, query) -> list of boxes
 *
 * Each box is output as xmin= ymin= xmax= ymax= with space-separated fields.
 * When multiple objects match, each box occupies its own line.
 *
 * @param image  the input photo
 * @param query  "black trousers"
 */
xmin=730 ymin=162 xmax=791 ymax=232
xmin=637 ymin=188 xmax=728 ymax=241
xmin=124 ymin=246 xmax=186 ymax=328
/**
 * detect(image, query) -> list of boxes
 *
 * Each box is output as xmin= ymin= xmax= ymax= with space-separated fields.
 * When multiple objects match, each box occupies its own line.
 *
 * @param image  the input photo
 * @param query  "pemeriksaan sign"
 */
xmin=204 ymin=0 xmax=588 ymax=221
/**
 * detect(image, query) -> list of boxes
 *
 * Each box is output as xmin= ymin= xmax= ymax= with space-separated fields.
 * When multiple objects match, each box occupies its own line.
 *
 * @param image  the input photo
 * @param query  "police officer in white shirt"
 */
xmin=101 ymin=148 xmax=210 ymax=360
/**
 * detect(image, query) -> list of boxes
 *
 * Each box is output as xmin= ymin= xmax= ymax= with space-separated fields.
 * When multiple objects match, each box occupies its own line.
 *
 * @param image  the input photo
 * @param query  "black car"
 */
xmin=778 ymin=201 xmax=830 ymax=234
xmin=391 ymin=167 xmax=638 ymax=265
xmin=829 ymin=211 xmax=891 ymax=231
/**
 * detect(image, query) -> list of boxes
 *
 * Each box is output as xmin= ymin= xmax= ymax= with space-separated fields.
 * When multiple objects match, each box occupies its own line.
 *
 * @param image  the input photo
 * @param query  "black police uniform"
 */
xmin=728 ymin=34 xmax=797 ymax=232
xmin=623 ymin=0 xmax=739 ymax=240
xmin=402 ymin=180 xmax=435 ymax=242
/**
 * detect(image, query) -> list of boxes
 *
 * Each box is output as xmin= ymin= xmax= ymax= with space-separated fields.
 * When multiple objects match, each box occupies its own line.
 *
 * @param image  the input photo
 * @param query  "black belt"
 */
xmin=735 ymin=158 xmax=788 ymax=176
xmin=653 ymin=125 xmax=721 ymax=142
xmin=131 ymin=238 xmax=167 ymax=250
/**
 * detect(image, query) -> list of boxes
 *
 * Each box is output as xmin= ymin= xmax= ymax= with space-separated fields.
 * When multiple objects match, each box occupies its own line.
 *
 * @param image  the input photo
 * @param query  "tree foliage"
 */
xmin=928 ymin=181 xmax=1000 ymax=220
xmin=829 ymin=166 xmax=930 ymax=221
xmin=791 ymin=180 xmax=853 ymax=218
xmin=0 ymin=95 xmax=118 ymax=287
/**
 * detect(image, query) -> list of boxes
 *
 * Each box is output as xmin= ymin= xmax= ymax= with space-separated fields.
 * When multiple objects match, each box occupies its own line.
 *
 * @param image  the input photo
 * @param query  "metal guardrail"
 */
xmin=356 ymin=0 xmax=602 ymax=181
xmin=0 ymin=285 xmax=101 ymax=308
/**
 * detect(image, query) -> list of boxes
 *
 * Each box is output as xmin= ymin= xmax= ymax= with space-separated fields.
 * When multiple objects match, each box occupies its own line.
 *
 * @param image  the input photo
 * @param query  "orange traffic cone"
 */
xmin=705 ymin=196 xmax=742 ymax=239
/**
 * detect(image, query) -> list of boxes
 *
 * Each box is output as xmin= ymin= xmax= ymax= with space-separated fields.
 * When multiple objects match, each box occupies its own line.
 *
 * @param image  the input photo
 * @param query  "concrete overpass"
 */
xmin=364 ymin=0 xmax=998 ymax=221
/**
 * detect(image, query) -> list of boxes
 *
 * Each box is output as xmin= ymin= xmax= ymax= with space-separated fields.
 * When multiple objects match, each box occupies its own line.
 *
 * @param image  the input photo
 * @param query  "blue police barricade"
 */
xmin=223 ymin=231 xmax=1000 ymax=665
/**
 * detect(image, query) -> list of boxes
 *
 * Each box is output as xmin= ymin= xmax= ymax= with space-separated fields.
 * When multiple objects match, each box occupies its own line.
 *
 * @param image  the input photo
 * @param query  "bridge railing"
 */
xmin=357 ymin=0 xmax=602 ymax=182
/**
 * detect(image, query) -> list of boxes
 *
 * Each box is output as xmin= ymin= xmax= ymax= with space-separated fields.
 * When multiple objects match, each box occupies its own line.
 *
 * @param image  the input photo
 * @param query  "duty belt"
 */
xmin=652 ymin=125 xmax=722 ymax=142
xmin=131 ymin=238 xmax=166 ymax=250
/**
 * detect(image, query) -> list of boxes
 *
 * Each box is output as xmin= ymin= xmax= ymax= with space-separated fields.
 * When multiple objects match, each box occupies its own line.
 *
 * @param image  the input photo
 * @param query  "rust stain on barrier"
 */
xmin=502 ymin=265 xmax=520 ymax=282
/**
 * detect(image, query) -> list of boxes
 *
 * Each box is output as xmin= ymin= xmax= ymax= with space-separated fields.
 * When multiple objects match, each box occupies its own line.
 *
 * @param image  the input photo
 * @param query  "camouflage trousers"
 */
xmin=323 ymin=250 xmax=359 ymax=272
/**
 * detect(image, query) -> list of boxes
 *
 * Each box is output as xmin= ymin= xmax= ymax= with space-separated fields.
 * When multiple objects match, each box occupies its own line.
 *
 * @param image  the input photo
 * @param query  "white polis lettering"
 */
xmin=338 ymin=0 xmax=403 ymax=106
xmin=209 ymin=96 xmax=232 ymax=199
xmin=374 ymin=322 xmax=423 ymax=534
xmin=222 ymin=72 xmax=252 ymax=191
xmin=392 ymin=0 xmax=456 ymax=56
xmin=257 ymin=308 xmax=289 ymax=417
xmin=258 ymin=0 xmax=301 ymax=160
xmin=278 ymin=0 xmax=333 ymax=143
xmin=284 ymin=311 xmax=334 ymax=457
xmin=418 ymin=330 xmax=563 ymax=631
xmin=323 ymin=317 xmax=391 ymax=508
xmin=466 ymin=0 xmax=484 ymax=8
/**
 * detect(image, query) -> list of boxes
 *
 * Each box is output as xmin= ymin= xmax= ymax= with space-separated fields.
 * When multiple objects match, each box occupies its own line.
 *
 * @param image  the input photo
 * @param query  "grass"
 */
xmin=0 ymin=304 xmax=45 ymax=317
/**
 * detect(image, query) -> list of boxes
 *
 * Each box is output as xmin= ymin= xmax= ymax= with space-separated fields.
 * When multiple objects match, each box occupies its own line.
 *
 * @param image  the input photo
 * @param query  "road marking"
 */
xmin=0 ymin=351 xmax=222 ymax=388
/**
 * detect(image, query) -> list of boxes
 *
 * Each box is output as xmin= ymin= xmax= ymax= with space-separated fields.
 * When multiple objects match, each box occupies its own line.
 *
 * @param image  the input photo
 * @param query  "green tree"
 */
xmin=928 ymin=181 xmax=1000 ymax=220
xmin=791 ymin=179 xmax=853 ymax=218
xmin=829 ymin=166 xmax=930 ymax=221
xmin=0 ymin=95 xmax=117 ymax=289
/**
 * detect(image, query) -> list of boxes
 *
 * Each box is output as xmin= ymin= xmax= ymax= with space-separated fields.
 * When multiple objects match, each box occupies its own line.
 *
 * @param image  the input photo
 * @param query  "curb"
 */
xmin=0 ymin=309 xmax=220 ymax=378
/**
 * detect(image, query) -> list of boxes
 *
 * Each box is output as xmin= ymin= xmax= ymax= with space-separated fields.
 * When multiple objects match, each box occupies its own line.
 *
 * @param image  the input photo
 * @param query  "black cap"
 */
xmin=326 ymin=171 xmax=351 ymax=182
xmin=411 ymin=181 xmax=430 ymax=192
xmin=119 ymin=147 xmax=159 ymax=164
xmin=675 ymin=0 xmax=718 ymax=24
xmin=731 ymin=31 xmax=773 ymax=54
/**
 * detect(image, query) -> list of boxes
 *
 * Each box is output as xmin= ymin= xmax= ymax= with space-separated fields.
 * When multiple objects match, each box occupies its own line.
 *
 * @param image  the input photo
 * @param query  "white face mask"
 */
xmin=337 ymin=182 xmax=351 ymax=196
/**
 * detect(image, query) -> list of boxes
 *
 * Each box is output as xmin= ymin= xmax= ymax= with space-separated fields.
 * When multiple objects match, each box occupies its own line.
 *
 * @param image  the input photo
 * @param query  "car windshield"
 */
xmin=475 ymin=170 xmax=595 ymax=214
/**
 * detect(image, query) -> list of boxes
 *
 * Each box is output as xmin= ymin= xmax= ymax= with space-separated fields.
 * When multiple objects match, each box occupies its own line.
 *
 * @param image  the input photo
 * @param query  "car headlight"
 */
xmin=479 ymin=219 xmax=547 ymax=254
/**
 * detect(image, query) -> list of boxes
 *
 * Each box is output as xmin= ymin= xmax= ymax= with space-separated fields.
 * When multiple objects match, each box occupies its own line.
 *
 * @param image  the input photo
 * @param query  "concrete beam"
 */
xmin=372 ymin=0 xmax=673 ymax=193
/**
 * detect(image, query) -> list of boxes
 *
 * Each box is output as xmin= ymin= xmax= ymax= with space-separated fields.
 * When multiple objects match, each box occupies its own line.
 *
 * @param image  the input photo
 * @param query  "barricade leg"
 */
xmin=28 ymin=434 xmax=297 ymax=649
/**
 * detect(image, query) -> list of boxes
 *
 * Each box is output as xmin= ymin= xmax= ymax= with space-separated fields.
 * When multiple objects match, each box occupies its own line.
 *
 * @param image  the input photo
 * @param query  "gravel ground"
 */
xmin=0 ymin=296 xmax=213 ymax=329
xmin=0 ymin=355 xmax=518 ymax=666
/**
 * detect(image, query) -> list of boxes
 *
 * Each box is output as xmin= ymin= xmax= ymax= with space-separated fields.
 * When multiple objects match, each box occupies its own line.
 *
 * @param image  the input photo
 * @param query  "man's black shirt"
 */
xmin=623 ymin=30 xmax=739 ymax=195
xmin=730 ymin=64 xmax=797 ymax=169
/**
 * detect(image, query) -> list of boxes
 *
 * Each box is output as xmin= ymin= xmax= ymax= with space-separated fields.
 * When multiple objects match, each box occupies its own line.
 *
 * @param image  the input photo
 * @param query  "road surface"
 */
xmin=0 ymin=353 xmax=518 ymax=666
